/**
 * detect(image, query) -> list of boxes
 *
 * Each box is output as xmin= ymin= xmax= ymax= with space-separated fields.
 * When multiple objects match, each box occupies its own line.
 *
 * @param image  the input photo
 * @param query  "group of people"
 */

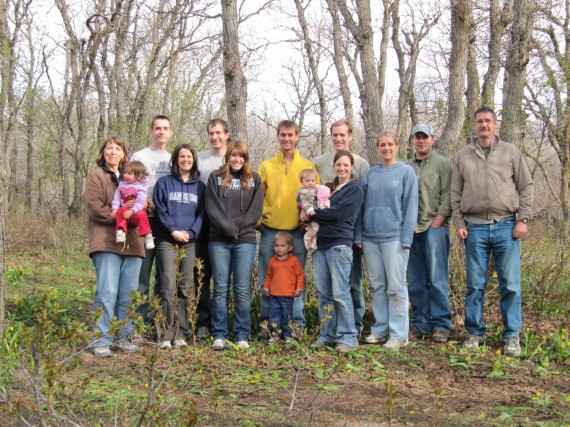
xmin=84 ymin=106 xmax=533 ymax=359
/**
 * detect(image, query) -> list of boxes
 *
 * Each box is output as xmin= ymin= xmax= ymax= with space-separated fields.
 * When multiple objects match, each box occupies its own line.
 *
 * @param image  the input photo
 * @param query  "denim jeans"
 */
xmin=269 ymin=296 xmax=294 ymax=338
xmin=91 ymin=252 xmax=143 ymax=347
xmin=137 ymin=216 xmax=160 ymax=323
xmin=156 ymin=240 xmax=196 ymax=341
xmin=407 ymin=226 xmax=451 ymax=334
xmin=313 ymin=245 xmax=358 ymax=347
xmin=209 ymin=241 xmax=256 ymax=342
xmin=363 ymin=241 xmax=410 ymax=341
xmin=350 ymin=246 xmax=365 ymax=332
xmin=464 ymin=217 xmax=521 ymax=338
xmin=258 ymin=226 xmax=306 ymax=324
xmin=194 ymin=237 xmax=212 ymax=328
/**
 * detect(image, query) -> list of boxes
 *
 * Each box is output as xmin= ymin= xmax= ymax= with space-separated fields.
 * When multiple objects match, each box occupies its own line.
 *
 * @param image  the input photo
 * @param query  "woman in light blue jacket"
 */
xmin=355 ymin=132 xmax=418 ymax=350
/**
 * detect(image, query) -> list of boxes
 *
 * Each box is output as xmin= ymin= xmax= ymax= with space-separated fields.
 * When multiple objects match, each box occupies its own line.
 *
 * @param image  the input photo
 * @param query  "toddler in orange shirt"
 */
xmin=263 ymin=232 xmax=305 ymax=343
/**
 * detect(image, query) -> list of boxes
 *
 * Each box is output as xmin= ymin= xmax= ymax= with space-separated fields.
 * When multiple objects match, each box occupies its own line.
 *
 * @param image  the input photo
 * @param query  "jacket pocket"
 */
xmin=363 ymin=207 xmax=399 ymax=236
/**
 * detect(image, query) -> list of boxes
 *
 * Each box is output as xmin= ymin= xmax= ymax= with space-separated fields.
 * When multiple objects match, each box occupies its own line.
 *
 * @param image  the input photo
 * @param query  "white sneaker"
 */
xmin=174 ymin=339 xmax=188 ymax=349
xmin=116 ymin=230 xmax=126 ymax=243
xmin=237 ymin=341 xmax=249 ymax=349
xmin=212 ymin=339 xmax=226 ymax=351
xmin=159 ymin=340 xmax=172 ymax=350
xmin=382 ymin=338 xmax=408 ymax=351
xmin=365 ymin=334 xmax=387 ymax=344
xmin=93 ymin=346 xmax=112 ymax=358
xmin=112 ymin=341 xmax=139 ymax=353
xmin=144 ymin=234 xmax=155 ymax=249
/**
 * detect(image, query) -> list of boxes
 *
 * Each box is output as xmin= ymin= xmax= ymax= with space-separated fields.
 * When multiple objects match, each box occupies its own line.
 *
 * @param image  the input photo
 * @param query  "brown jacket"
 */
xmin=451 ymin=137 xmax=533 ymax=229
xmin=84 ymin=166 xmax=145 ymax=257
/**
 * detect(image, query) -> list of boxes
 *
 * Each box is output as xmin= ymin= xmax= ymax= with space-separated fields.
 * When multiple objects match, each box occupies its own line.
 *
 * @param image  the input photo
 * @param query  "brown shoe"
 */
xmin=432 ymin=329 xmax=449 ymax=343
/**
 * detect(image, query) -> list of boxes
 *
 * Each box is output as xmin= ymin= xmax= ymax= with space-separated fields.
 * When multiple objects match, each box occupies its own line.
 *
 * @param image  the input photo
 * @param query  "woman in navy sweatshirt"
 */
xmin=153 ymin=144 xmax=206 ymax=349
xmin=205 ymin=141 xmax=263 ymax=350
xmin=302 ymin=150 xmax=364 ymax=353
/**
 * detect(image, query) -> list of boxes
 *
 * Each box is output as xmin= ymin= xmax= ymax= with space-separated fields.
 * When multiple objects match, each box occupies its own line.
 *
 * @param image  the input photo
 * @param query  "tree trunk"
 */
xmin=221 ymin=0 xmax=247 ymax=141
xmin=326 ymin=0 xmax=354 ymax=126
xmin=0 ymin=0 xmax=28 ymax=333
xmin=500 ymin=0 xmax=536 ymax=146
xmin=438 ymin=0 xmax=473 ymax=156
xmin=336 ymin=0 xmax=384 ymax=164
xmin=294 ymin=0 xmax=328 ymax=153
xmin=481 ymin=0 xmax=513 ymax=107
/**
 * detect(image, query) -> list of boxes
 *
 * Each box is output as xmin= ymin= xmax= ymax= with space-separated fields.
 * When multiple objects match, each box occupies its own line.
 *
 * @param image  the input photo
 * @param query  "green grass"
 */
xmin=2 ymin=216 xmax=570 ymax=426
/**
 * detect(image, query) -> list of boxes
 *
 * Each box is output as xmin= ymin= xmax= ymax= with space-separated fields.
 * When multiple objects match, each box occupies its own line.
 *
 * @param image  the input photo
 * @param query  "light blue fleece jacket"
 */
xmin=355 ymin=161 xmax=418 ymax=247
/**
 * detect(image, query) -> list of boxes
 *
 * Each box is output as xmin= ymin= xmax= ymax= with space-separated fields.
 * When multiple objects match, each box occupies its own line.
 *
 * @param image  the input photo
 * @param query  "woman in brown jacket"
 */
xmin=84 ymin=136 xmax=145 ymax=358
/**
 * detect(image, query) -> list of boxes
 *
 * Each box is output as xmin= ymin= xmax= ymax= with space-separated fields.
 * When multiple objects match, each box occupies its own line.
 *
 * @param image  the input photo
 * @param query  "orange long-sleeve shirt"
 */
xmin=263 ymin=254 xmax=305 ymax=297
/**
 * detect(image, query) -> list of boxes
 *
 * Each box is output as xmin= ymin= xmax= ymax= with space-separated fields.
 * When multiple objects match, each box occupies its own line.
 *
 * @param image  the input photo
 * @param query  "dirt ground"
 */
xmin=60 ymin=325 xmax=569 ymax=427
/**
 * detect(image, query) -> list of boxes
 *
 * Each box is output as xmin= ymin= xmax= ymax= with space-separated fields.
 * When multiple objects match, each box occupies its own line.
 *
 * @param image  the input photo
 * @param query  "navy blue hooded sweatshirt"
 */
xmin=312 ymin=179 xmax=364 ymax=250
xmin=153 ymin=172 xmax=206 ymax=244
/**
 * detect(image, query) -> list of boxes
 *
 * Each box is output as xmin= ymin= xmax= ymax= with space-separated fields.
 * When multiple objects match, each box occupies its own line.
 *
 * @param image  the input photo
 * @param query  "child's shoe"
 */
xmin=144 ymin=234 xmax=155 ymax=249
xmin=116 ymin=229 xmax=126 ymax=243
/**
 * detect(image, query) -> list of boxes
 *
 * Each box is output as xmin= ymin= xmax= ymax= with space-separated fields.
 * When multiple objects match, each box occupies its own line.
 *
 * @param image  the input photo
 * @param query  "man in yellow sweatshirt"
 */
xmin=257 ymin=120 xmax=319 ymax=337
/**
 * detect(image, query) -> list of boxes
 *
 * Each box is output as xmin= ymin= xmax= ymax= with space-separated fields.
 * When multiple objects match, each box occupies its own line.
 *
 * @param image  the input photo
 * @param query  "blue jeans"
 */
xmin=407 ymin=226 xmax=451 ymax=333
xmin=91 ymin=252 xmax=143 ymax=347
xmin=209 ymin=242 xmax=256 ymax=342
xmin=464 ymin=217 xmax=521 ymax=338
xmin=269 ymin=296 xmax=293 ymax=338
xmin=156 ymin=240 xmax=195 ymax=341
xmin=363 ymin=241 xmax=410 ymax=341
xmin=350 ymin=246 xmax=365 ymax=332
xmin=313 ymin=245 xmax=358 ymax=347
xmin=258 ymin=226 xmax=306 ymax=324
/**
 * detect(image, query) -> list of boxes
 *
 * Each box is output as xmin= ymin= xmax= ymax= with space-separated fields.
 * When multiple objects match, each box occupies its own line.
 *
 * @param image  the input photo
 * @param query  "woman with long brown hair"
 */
xmin=205 ymin=140 xmax=263 ymax=350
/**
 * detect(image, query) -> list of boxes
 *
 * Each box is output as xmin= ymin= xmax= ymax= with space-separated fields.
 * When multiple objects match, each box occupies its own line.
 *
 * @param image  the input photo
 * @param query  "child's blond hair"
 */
xmin=274 ymin=231 xmax=294 ymax=249
xmin=299 ymin=168 xmax=317 ymax=183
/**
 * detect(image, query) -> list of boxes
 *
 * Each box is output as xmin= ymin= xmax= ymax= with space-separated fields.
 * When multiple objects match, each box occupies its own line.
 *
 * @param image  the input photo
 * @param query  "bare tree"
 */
xmin=325 ymin=0 xmax=354 ymax=125
xmin=500 ymin=0 xmax=537 ymax=145
xmin=391 ymin=0 xmax=440 ymax=146
xmin=336 ymin=0 xmax=387 ymax=163
xmin=438 ymin=0 xmax=473 ymax=156
xmin=293 ymin=0 xmax=328 ymax=152
xmin=0 ymin=0 xmax=32 ymax=333
xmin=524 ymin=0 xmax=570 ymax=226
xmin=222 ymin=0 xmax=247 ymax=140
xmin=481 ymin=0 xmax=513 ymax=107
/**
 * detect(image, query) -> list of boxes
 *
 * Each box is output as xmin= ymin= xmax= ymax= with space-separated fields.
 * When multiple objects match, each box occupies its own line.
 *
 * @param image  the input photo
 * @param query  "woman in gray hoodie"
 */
xmin=356 ymin=132 xmax=418 ymax=351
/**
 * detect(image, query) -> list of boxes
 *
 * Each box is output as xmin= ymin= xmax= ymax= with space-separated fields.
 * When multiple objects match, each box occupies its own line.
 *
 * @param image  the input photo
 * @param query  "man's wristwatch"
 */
xmin=520 ymin=218 xmax=528 ymax=224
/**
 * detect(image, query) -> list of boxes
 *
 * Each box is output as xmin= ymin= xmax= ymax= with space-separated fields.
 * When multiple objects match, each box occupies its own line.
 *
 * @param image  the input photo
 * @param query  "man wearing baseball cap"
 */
xmin=406 ymin=122 xmax=453 ymax=343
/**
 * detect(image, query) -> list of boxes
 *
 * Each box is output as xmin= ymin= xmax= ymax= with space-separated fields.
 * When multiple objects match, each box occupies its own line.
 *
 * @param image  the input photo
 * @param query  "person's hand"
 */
xmin=122 ymin=209 xmax=134 ymax=219
xmin=354 ymin=242 xmax=362 ymax=249
xmin=430 ymin=215 xmax=447 ymax=229
xmin=294 ymin=289 xmax=302 ymax=297
xmin=146 ymin=198 xmax=155 ymax=214
xmin=456 ymin=227 xmax=468 ymax=240
xmin=513 ymin=221 xmax=528 ymax=239
xmin=125 ymin=199 xmax=135 ymax=209
xmin=171 ymin=230 xmax=189 ymax=242
xmin=264 ymin=288 xmax=271 ymax=297
xmin=300 ymin=211 xmax=310 ymax=222
xmin=110 ymin=208 xmax=118 ymax=219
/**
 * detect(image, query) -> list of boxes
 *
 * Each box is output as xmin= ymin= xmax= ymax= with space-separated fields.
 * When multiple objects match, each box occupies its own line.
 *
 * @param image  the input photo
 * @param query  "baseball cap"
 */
xmin=412 ymin=123 xmax=434 ymax=136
